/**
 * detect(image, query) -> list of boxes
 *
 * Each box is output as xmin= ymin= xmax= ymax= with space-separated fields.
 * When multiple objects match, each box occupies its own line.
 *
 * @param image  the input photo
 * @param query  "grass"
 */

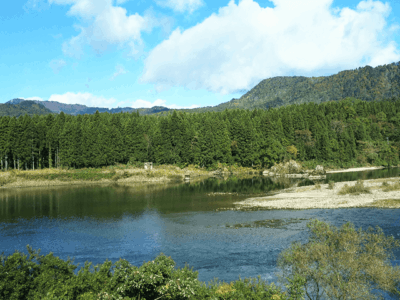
xmin=366 ymin=199 xmax=400 ymax=208
xmin=0 ymin=164 xmax=215 ymax=187
xmin=328 ymin=181 xmax=335 ymax=190
xmin=337 ymin=180 xmax=371 ymax=195
xmin=381 ymin=180 xmax=400 ymax=192
xmin=314 ymin=182 xmax=321 ymax=190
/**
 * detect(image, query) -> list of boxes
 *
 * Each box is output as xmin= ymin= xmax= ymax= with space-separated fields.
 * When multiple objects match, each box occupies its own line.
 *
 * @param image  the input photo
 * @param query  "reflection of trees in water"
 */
xmin=170 ymin=176 xmax=294 ymax=195
xmin=324 ymin=167 xmax=400 ymax=184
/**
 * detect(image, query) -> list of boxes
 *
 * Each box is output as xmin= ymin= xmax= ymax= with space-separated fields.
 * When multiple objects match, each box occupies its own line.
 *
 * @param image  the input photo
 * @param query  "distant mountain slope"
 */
xmin=4 ymin=99 xmax=171 ymax=116
xmin=4 ymin=61 xmax=400 ymax=117
xmin=220 ymin=62 xmax=400 ymax=109
xmin=0 ymin=100 xmax=54 ymax=117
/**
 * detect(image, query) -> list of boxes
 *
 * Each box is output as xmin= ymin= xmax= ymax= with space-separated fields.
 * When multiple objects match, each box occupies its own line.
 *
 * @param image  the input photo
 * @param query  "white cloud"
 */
xmin=155 ymin=0 xmax=204 ymax=13
xmin=22 ymin=97 xmax=44 ymax=101
xmin=49 ymin=59 xmax=67 ymax=74
xmin=49 ymin=0 xmax=157 ymax=58
xmin=130 ymin=98 xmax=199 ymax=109
xmin=110 ymin=64 xmax=128 ymax=80
xmin=141 ymin=0 xmax=400 ymax=94
xmin=49 ymin=92 xmax=116 ymax=107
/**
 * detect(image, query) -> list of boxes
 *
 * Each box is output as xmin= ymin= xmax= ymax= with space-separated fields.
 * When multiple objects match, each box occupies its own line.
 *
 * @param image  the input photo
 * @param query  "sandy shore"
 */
xmin=234 ymin=177 xmax=400 ymax=210
xmin=325 ymin=166 xmax=385 ymax=173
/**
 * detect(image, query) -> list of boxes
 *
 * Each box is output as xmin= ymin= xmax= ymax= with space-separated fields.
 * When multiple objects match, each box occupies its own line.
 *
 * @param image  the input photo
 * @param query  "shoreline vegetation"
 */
xmin=0 ymin=161 xmax=396 ymax=190
xmin=0 ymin=163 xmax=264 ymax=189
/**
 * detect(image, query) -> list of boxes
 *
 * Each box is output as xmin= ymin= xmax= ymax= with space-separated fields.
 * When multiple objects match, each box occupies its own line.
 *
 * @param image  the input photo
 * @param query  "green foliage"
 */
xmin=337 ymin=180 xmax=371 ymax=195
xmin=1 ymin=96 xmax=400 ymax=171
xmin=16 ymin=169 xmax=116 ymax=181
xmin=275 ymin=219 xmax=400 ymax=300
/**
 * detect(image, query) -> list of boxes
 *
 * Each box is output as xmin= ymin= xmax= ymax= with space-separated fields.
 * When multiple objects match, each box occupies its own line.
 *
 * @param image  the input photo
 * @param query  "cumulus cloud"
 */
xmin=140 ymin=0 xmax=400 ymax=94
xmin=155 ymin=0 xmax=204 ymax=13
xmin=49 ymin=92 xmax=116 ymax=107
xmin=49 ymin=59 xmax=67 ymax=74
xmin=130 ymin=98 xmax=199 ymax=109
xmin=110 ymin=64 xmax=128 ymax=80
xmin=49 ymin=0 xmax=157 ymax=58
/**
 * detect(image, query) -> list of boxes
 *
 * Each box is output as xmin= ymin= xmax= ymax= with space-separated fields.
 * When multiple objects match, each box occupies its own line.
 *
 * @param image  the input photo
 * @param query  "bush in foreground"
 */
xmin=275 ymin=219 xmax=400 ymax=300
xmin=0 ymin=247 xmax=289 ymax=300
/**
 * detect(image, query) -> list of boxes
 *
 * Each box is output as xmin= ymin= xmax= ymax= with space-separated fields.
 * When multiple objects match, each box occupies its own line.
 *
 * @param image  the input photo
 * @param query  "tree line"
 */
xmin=0 ymin=97 xmax=399 ymax=171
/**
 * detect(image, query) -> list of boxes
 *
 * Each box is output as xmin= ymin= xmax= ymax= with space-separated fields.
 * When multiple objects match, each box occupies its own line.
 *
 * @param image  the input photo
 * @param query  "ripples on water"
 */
xmin=0 ymin=168 xmax=399 ymax=299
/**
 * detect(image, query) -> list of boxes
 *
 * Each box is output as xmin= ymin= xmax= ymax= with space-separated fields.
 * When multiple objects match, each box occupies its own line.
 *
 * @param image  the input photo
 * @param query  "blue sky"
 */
xmin=1 ymin=0 xmax=400 ymax=109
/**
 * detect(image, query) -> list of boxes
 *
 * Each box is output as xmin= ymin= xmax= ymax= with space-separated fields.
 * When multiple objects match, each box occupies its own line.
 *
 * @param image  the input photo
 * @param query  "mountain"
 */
xmin=4 ymin=61 xmax=400 ymax=117
xmin=216 ymin=61 xmax=400 ymax=110
xmin=155 ymin=62 xmax=400 ymax=115
xmin=3 ymin=99 xmax=171 ymax=116
xmin=0 ymin=100 xmax=54 ymax=117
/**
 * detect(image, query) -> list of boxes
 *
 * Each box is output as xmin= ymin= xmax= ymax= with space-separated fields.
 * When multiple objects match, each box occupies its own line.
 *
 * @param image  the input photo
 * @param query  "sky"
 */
xmin=1 ymin=0 xmax=400 ymax=109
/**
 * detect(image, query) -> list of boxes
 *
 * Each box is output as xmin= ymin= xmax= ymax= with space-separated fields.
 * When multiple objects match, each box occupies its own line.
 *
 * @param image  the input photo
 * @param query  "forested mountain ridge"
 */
xmin=4 ymin=61 xmax=400 ymax=117
xmin=4 ymin=99 xmax=171 ymax=116
xmin=224 ymin=61 xmax=400 ymax=109
xmin=0 ymin=100 xmax=53 ymax=117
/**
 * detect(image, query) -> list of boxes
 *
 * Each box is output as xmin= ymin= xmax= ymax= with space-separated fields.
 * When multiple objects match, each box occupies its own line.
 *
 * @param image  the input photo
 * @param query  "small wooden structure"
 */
xmin=144 ymin=162 xmax=153 ymax=170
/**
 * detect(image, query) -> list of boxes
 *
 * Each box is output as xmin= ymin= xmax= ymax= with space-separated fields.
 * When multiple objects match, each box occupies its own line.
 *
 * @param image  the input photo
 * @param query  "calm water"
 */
xmin=1 ymin=169 xmax=400 ymax=299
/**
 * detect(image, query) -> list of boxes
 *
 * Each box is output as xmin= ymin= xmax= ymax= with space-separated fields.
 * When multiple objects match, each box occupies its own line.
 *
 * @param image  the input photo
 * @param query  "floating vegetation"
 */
xmin=224 ymin=218 xmax=309 ymax=229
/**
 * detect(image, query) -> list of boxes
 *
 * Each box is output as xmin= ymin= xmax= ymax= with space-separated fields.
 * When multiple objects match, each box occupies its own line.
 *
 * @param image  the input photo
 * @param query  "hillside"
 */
xmin=155 ymin=62 xmax=400 ymax=115
xmin=4 ymin=61 xmax=400 ymax=117
xmin=0 ymin=100 xmax=54 ymax=117
xmin=3 ymin=99 xmax=171 ymax=116
xmin=222 ymin=62 xmax=400 ymax=109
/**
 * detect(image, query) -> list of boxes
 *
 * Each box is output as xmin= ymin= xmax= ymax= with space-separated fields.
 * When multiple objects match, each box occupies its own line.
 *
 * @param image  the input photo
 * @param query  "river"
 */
xmin=1 ymin=168 xmax=400 ymax=299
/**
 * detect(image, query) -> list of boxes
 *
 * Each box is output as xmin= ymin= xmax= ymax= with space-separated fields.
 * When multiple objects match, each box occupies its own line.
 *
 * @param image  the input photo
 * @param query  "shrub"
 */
xmin=337 ymin=180 xmax=371 ymax=195
xmin=314 ymin=183 xmax=321 ymax=190
xmin=328 ymin=181 xmax=335 ymax=190
xmin=382 ymin=181 xmax=400 ymax=192
xmin=167 ymin=174 xmax=182 ymax=181
xmin=275 ymin=219 xmax=400 ymax=300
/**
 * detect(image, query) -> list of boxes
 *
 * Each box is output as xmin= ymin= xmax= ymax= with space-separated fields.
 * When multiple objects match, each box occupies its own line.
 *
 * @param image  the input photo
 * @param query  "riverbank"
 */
xmin=325 ymin=166 xmax=386 ymax=173
xmin=0 ymin=164 xmax=258 ymax=189
xmin=234 ymin=176 xmax=400 ymax=210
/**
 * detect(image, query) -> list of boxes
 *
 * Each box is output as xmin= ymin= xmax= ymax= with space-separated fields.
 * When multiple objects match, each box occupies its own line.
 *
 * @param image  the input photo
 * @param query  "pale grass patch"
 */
xmin=366 ymin=199 xmax=400 ymax=208
xmin=252 ymin=197 xmax=281 ymax=202
xmin=296 ymin=187 xmax=314 ymax=193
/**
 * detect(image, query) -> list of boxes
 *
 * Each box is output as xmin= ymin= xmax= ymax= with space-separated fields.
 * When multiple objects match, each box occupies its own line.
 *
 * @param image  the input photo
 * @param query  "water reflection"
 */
xmin=0 ymin=171 xmax=399 ymax=300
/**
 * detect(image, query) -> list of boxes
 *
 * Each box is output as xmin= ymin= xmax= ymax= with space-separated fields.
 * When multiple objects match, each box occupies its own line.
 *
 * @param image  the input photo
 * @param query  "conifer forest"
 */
xmin=0 ymin=97 xmax=399 ymax=171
